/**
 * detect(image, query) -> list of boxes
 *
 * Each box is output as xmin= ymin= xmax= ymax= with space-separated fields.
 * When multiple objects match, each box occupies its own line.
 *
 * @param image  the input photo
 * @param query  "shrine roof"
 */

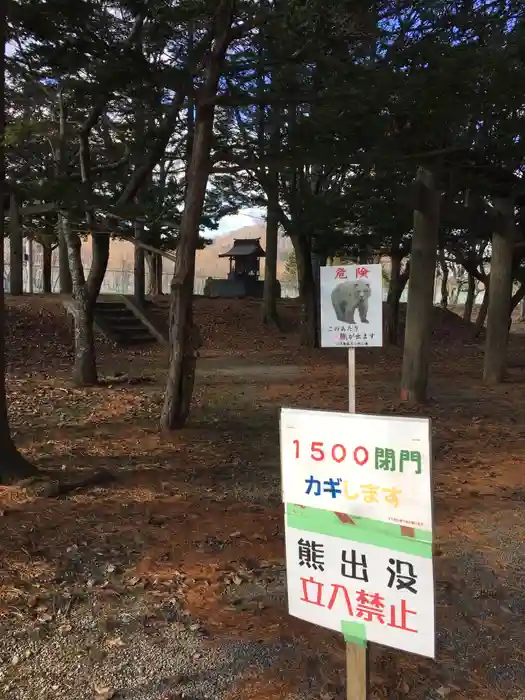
xmin=218 ymin=238 xmax=266 ymax=258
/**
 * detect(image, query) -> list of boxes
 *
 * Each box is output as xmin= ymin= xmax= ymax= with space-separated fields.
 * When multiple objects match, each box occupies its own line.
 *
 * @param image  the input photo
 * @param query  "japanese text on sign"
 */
xmin=320 ymin=264 xmax=383 ymax=348
xmin=286 ymin=526 xmax=435 ymax=658
xmin=280 ymin=408 xmax=432 ymax=531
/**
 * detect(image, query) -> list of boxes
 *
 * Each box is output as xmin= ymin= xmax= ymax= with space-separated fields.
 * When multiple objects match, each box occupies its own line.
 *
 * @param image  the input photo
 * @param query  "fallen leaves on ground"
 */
xmin=0 ymin=296 xmax=524 ymax=700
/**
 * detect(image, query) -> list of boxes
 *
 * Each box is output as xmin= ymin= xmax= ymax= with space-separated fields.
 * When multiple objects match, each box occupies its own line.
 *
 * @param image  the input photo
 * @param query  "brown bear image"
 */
xmin=330 ymin=280 xmax=372 ymax=324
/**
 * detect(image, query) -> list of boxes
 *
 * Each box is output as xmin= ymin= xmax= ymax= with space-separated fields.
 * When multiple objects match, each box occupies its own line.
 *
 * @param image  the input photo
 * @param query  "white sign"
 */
xmin=285 ymin=523 xmax=435 ymax=657
xmin=320 ymin=264 xmax=383 ymax=347
xmin=280 ymin=408 xmax=432 ymax=533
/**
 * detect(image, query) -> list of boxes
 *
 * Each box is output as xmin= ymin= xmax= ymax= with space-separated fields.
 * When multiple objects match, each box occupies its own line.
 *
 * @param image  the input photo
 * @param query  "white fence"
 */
xmin=3 ymin=262 xmax=301 ymax=298
xmin=3 ymin=262 xmax=487 ymax=305
xmin=3 ymin=238 xmax=488 ymax=304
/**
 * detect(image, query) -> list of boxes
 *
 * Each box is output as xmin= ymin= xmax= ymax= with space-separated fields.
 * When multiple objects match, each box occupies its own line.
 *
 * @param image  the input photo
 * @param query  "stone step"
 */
xmin=138 ymin=298 xmax=171 ymax=344
xmin=115 ymin=335 xmax=155 ymax=345
xmin=62 ymin=296 xmax=160 ymax=348
xmin=109 ymin=321 xmax=149 ymax=331
xmin=93 ymin=297 xmax=157 ymax=347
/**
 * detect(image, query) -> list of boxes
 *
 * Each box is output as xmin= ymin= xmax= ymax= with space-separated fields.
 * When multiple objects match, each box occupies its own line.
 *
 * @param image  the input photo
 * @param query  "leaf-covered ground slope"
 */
xmin=0 ymin=296 xmax=524 ymax=700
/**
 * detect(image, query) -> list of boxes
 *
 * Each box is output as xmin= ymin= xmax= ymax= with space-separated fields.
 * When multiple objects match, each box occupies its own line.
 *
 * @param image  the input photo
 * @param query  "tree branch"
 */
xmin=115 ymin=18 xmax=220 ymax=206
xmin=79 ymin=14 xmax=146 ymax=138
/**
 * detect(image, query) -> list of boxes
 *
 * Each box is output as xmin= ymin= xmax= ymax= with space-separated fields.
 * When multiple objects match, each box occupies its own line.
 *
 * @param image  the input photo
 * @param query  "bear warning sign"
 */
xmin=319 ymin=264 xmax=383 ymax=348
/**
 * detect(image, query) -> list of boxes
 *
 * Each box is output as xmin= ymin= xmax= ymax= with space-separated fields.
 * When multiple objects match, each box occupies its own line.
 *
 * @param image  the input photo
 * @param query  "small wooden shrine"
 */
xmin=203 ymin=237 xmax=280 ymax=299
xmin=220 ymin=238 xmax=265 ymax=280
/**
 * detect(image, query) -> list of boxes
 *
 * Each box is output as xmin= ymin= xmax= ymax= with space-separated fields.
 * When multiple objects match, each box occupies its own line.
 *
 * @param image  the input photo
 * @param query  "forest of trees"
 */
xmin=1 ymin=0 xmax=525 ymax=482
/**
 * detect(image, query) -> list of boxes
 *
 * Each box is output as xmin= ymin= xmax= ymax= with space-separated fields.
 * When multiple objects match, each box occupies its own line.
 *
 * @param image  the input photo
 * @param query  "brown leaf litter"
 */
xmin=0 ymin=297 xmax=524 ymax=699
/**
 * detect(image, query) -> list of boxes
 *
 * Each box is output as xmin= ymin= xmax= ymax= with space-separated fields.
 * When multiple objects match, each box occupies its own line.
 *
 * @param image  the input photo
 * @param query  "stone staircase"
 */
xmin=94 ymin=297 xmax=158 ymax=346
xmin=141 ymin=297 xmax=170 ymax=343
xmin=63 ymin=295 xmax=171 ymax=348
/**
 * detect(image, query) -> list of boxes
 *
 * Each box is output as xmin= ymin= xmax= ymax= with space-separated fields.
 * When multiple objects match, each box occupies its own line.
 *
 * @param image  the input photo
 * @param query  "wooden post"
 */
xmin=348 ymin=348 xmax=356 ymax=413
xmin=346 ymin=346 xmax=368 ymax=699
xmin=346 ymin=642 xmax=368 ymax=700
xmin=27 ymin=238 xmax=33 ymax=294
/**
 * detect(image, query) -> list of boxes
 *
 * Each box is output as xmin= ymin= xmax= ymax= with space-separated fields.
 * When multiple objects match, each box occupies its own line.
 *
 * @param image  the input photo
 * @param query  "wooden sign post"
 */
xmin=279 ymin=264 xmax=435 ymax=700
xmin=346 ymin=640 xmax=368 ymax=700
xmin=280 ymin=409 xmax=435 ymax=697
xmin=348 ymin=346 xmax=356 ymax=415
xmin=323 ymin=263 xmax=384 ymax=699
xmin=346 ymin=346 xmax=368 ymax=698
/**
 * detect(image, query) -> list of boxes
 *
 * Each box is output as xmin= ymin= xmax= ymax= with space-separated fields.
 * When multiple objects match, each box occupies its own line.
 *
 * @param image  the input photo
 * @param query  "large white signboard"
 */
xmin=285 ymin=520 xmax=435 ymax=657
xmin=320 ymin=264 xmax=383 ymax=347
xmin=280 ymin=407 xmax=432 ymax=533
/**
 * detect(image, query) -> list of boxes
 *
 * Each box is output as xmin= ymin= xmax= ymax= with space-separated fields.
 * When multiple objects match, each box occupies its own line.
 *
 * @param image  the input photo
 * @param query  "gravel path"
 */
xmin=433 ymin=509 xmax=525 ymax=698
xmin=0 ymin=590 xmax=303 ymax=700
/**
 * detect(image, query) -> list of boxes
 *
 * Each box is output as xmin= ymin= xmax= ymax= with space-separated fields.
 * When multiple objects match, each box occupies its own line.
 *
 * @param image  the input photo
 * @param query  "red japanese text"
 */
xmin=299 ymin=577 xmax=418 ymax=633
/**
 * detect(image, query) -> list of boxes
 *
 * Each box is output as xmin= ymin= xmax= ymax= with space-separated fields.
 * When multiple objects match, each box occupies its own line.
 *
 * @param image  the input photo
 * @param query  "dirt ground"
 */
xmin=0 ymin=296 xmax=524 ymax=700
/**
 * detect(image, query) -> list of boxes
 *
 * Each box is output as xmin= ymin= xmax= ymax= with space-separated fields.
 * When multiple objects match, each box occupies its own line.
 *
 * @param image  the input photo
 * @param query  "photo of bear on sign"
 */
xmin=331 ymin=279 xmax=372 ymax=324
xmin=319 ymin=264 xmax=383 ymax=348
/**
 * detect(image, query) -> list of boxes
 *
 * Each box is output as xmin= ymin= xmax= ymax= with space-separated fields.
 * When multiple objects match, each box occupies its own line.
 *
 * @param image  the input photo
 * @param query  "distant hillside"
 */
xmin=22 ymin=223 xmax=294 ymax=280
xmin=195 ymin=224 xmax=293 ymax=278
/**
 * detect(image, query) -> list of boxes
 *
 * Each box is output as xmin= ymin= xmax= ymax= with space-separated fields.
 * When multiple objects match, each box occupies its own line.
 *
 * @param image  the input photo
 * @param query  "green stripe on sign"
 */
xmin=286 ymin=504 xmax=433 ymax=558
xmin=341 ymin=620 xmax=367 ymax=647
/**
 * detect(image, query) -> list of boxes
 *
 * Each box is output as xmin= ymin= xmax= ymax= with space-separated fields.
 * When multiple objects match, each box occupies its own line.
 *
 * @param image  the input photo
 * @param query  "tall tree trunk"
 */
xmin=71 ymin=298 xmax=96 ymax=387
xmin=161 ymin=5 xmax=233 ymax=431
xmin=160 ymin=128 xmax=209 ymax=428
xmin=61 ymin=209 xmax=110 ymax=387
xmin=58 ymin=228 xmax=73 ymax=293
xmin=292 ymin=233 xmax=318 ymax=347
xmin=384 ymin=252 xmax=410 ymax=345
xmin=146 ymin=252 xmax=163 ymax=295
xmin=311 ymin=248 xmax=326 ymax=334
xmin=262 ymin=172 xmax=280 ymax=327
xmin=520 ymin=296 xmax=525 ymax=322
xmin=146 ymin=253 xmax=155 ymax=295
xmin=55 ymin=97 xmax=73 ymax=296
xmin=87 ymin=233 xmax=110 ymax=302
xmin=401 ymin=167 xmax=440 ymax=403
xmin=0 ymin=7 xmax=38 ymax=483
xmin=134 ymin=220 xmax=145 ymax=305
xmin=61 ymin=213 xmax=98 ymax=386
xmin=132 ymin=97 xmax=147 ymax=306
xmin=66 ymin=99 xmax=112 ymax=386
xmin=185 ymin=25 xmax=195 ymax=184
xmin=0 ymin=244 xmax=37 ymax=482
xmin=510 ymin=282 xmax=525 ymax=323
xmin=42 ymin=242 xmax=52 ymax=293
xmin=260 ymin=49 xmax=280 ymax=327
xmin=309 ymin=167 xmax=325 ymax=325
xmin=507 ymin=282 xmax=525 ymax=333
xmin=483 ymin=199 xmax=514 ymax=385
xmin=438 ymin=247 xmax=448 ymax=308
xmin=155 ymin=254 xmax=163 ymax=294
xmin=8 ymin=194 xmax=23 ymax=295
xmin=474 ymin=280 xmax=489 ymax=337
xmin=463 ymin=271 xmax=476 ymax=322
